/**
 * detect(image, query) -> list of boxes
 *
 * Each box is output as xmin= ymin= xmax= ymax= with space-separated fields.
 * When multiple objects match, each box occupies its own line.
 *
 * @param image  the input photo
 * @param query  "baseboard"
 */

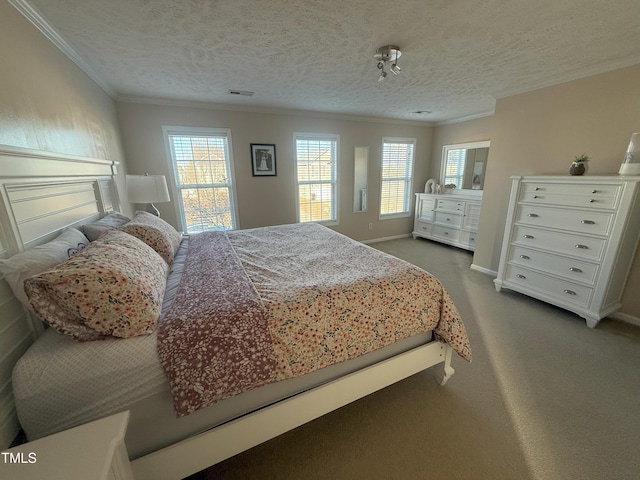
xmin=610 ymin=311 xmax=640 ymax=328
xmin=361 ymin=234 xmax=412 ymax=244
xmin=470 ymin=263 xmax=497 ymax=277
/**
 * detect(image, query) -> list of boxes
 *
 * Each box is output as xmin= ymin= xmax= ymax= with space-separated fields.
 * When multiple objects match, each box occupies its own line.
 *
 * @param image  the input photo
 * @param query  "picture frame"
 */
xmin=250 ymin=143 xmax=277 ymax=176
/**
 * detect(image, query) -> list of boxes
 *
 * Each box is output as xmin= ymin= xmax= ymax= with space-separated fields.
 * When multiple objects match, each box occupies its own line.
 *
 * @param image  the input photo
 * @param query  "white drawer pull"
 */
xmin=533 ymin=195 xmax=540 ymax=199
xmin=528 ymin=213 xmax=539 ymax=217
xmin=523 ymin=234 xmax=535 ymax=239
xmin=520 ymin=255 xmax=530 ymax=260
xmin=516 ymin=274 xmax=526 ymax=279
xmin=535 ymin=187 xmax=541 ymax=191
xmin=564 ymin=289 xmax=577 ymax=295
xmin=575 ymin=244 xmax=589 ymax=249
xmin=569 ymin=267 xmax=583 ymax=272
xmin=589 ymin=199 xmax=595 ymax=203
xmin=581 ymin=220 xmax=595 ymax=224
xmin=591 ymin=190 xmax=598 ymax=194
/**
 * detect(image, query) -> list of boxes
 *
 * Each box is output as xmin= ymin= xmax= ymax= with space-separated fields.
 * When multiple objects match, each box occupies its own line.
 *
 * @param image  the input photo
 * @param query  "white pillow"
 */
xmin=82 ymin=212 xmax=131 ymax=241
xmin=0 ymin=228 xmax=89 ymax=308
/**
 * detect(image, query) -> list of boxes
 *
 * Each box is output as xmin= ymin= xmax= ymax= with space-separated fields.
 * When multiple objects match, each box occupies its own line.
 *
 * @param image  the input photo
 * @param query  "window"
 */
xmin=163 ymin=126 xmax=237 ymax=233
xmin=380 ymin=138 xmax=415 ymax=217
xmin=443 ymin=148 xmax=466 ymax=189
xmin=295 ymin=133 xmax=339 ymax=223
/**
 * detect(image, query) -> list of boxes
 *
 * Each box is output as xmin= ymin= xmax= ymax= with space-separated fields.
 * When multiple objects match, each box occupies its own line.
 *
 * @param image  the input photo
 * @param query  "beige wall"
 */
xmin=116 ymin=102 xmax=433 ymax=241
xmin=0 ymin=1 xmax=127 ymax=205
xmin=459 ymin=64 xmax=640 ymax=318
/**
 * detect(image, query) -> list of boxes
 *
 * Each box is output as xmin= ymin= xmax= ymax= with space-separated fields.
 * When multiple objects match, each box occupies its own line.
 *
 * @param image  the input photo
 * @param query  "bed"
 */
xmin=0 ymin=147 xmax=471 ymax=480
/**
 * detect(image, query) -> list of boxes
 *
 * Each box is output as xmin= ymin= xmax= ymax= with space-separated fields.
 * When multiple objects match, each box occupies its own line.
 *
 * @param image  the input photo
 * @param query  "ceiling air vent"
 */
xmin=228 ymin=89 xmax=254 ymax=97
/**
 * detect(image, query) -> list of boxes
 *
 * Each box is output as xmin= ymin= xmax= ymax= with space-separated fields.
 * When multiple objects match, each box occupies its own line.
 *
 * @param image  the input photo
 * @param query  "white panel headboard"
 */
xmin=0 ymin=145 xmax=120 ymax=448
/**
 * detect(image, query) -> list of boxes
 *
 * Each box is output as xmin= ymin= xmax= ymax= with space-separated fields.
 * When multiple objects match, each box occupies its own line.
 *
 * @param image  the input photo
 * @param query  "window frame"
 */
xmin=293 ymin=132 xmax=340 ymax=225
xmin=379 ymin=137 xmax=416 ymax=219
xmin=162 ymin=125 xmax=239 ymax=233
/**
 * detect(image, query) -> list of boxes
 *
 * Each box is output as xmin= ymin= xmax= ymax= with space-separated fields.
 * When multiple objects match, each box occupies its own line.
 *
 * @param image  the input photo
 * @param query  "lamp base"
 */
xmin=618 ymin=163 xmax=640 ymax=176
xmin=145 ymin=203 xmax=160 ymax=216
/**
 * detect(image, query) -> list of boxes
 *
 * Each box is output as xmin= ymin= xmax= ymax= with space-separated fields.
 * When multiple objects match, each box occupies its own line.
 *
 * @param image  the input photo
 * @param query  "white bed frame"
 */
xmin=0 ymin=145 xmax=456 ymax=480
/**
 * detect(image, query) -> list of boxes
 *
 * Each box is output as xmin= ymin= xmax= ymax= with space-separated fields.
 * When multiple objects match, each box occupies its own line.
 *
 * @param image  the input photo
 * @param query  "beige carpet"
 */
xmin=190 ymin=237 xmax=640 ymax=480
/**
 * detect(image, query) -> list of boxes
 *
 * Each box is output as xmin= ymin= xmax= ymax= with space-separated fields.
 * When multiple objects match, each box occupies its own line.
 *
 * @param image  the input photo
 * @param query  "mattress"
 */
xmin=13 ymin=235 xmax=436 ymax=459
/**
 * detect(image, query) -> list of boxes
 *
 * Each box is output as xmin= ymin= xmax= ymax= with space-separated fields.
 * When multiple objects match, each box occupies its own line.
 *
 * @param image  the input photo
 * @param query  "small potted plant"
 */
xmin=570 ymin=154 xmax=589 ymax=176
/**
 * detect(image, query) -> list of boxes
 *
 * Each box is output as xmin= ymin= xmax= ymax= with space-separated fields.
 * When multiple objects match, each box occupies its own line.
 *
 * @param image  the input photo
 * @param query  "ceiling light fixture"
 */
xmin=374 ymin=45 xmax=402 ymax=82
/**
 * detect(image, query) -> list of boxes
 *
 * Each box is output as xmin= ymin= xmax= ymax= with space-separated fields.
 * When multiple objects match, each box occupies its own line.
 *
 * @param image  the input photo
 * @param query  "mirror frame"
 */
xmin=441 ymin=140 xmax=491 ymax=192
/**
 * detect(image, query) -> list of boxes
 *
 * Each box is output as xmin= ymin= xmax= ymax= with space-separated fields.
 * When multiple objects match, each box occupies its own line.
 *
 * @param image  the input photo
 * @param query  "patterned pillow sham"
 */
xmin=119 ymin=211 xmax=181 ymax=265
xmin=82 ymin=211 xmax=131 ymax=241
xmin=0 ymin=228 xmax=89 ymax=309
xmin=24 ymin=229 xmax=169 ymax=342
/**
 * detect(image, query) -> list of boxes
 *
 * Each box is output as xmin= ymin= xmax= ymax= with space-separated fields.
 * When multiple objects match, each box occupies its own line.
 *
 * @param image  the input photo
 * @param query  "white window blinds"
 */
xmin=295 ymin=134 xmax=338 ymax=223
xmin=444 ymin=148 xmax=465 ymax=189
xmin=165 ymin=128 xmax=237 ymax=232
xmin=380 ymin=138 xmax=415 ymax=216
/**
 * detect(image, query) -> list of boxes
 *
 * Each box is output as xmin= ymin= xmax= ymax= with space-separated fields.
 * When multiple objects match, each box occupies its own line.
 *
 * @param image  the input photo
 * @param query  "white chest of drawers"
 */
xmin=413 ymin=191 xmax=482 ymax=251
xmin=494 ymin=175 xmax=640 ymax=327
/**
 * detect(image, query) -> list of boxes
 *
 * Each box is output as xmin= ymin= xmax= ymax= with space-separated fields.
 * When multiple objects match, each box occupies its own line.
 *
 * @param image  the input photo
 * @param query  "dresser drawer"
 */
xmin=509 ymin=245 xmax=599 ymax=285
xmin=511 ymin=225 xmax=607 ymax=261
xmin=435 ymin=198 xmax=465 ymax=213
xmin=434 ymin=211 xmax=463 ymax=227
xmin=515 ymin=204 xmax=614 ymax=236
xmin=520 ymin=182 xmax=621 ymax=209
xmin=414 ymin=220 xmax=432 ymax=235
xmin=432 ymin=224 xmax=461 ymax=241
xmin=505 ymin=265 xmax=593 ymax=308
xmin=459 ymin=230 xmax=477 ymax=249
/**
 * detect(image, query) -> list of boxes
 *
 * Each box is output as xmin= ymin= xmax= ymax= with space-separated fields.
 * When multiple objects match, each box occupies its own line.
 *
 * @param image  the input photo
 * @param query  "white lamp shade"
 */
xmin=126 ymin=175 xmax=170 ymax=203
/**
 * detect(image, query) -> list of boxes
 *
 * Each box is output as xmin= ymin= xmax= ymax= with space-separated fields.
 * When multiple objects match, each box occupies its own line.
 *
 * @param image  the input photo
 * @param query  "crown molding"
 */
xmin=116 ymin=95 xmax=437 ymax=127
xmin=435 ymin=110 xmax=495 ymax=126
xmin=491 ymin=57 xmax=640 ymax=100
xmin=8 ymin=0 xmax=116 ymax=98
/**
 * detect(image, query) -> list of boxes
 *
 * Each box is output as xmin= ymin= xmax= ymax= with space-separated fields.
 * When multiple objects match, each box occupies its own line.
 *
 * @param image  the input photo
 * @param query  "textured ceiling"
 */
xmin=15 ymin=0 xmax=640 ymax=123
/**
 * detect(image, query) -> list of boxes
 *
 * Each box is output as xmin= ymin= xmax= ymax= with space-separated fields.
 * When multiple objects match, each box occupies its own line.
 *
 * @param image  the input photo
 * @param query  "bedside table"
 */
xmin=0 ymin=411 xmax=134 ymax=480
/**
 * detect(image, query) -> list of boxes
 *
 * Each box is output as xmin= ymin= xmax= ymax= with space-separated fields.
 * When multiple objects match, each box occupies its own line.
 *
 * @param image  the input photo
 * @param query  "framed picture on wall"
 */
xmin=250 ymin=143 xmax=277 ymax=176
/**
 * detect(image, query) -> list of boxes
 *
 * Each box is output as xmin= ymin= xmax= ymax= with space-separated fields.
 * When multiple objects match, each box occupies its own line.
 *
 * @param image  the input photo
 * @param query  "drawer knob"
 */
xmin=533 ymin=195 xmax=539 ymax=199
xmin=589 ymin=199 xmax=595 ymax=203
xmin=592 ymin=190 xmax=598 ymax=194
xmin=516 ymin=274 xmax=526 ymax=279
xmin=446 ymin=218 xmax=451 ymax=221
xmin=443 ymin=232 xmax=449 ymax=235
xmin=528 ymin=213 xmax=539 ymax=218
xmin=575 ymin=244 xmax=589 ymax=249
xmin=520 ymin=255 xmax=530 ymax=260
xmin=564 ymin=289 xmax=577 ymax=296
xmin=535 ymin=187 xmax=541 ymax=191
xmin=569 ymin=267 xmax=583 ymax=272
xmin=523 ymin=234 xmax=535 ymax=239
xmin=581 ymin=220 xmax=595 ymax=224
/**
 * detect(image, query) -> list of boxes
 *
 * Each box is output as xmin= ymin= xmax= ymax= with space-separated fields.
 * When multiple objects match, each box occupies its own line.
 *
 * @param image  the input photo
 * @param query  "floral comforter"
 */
xmin=158 ymin=223 xmax=471 ymax=416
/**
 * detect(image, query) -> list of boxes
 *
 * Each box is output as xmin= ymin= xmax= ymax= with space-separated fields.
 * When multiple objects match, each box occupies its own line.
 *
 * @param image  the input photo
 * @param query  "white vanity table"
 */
xmin=413 ymin=190 xmax=482 ymax=251
xmin=413 ymin=140 xmax=489 ymax=251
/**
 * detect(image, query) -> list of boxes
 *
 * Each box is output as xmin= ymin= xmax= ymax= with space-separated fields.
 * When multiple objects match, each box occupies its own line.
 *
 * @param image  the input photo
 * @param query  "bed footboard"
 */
xmin=131 ymin=341 xmax=454 ymax=480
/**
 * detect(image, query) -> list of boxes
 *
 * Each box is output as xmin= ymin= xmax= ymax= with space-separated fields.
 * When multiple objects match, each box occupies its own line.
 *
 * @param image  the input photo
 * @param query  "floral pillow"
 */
xmin=119 ymin=211 xmax=181 ymax=265
xmin=24 ymin=229 xmax=169 ymax=341
xmin=0 ymin=228 xmax=89 ymax=309
xmin=82 ymin=211 xmax=131 ymax=241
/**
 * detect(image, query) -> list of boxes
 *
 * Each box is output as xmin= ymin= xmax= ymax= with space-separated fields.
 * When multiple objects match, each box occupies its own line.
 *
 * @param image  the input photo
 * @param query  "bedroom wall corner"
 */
xmin=0 ymin=0 xmax=130 ymax=215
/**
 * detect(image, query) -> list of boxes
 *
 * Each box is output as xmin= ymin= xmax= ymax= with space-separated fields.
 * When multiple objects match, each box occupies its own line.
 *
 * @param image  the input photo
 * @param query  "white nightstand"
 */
xmin=0 ymin=411 xmax=134 ymax=480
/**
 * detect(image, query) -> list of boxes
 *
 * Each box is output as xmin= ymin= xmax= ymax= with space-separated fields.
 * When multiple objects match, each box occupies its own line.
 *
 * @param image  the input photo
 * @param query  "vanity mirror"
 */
xmin=442 ymin=141 xmax=490 ymax=191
